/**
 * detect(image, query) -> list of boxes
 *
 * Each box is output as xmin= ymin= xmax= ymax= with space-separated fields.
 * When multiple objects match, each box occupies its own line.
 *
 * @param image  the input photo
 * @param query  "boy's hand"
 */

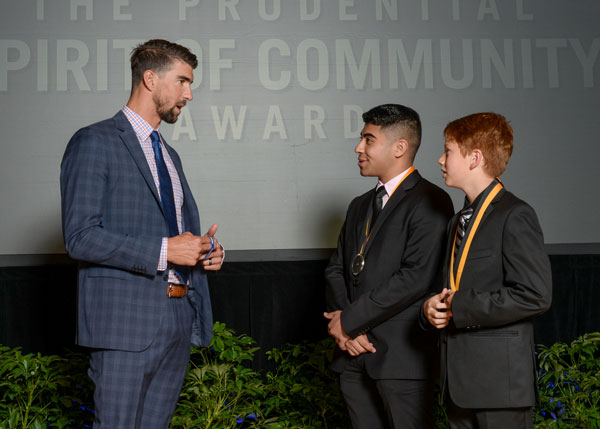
xmin=345 ymin=334 xmax=376 ymax=357
xmin=324 ymin=310 xmax=351 ymax=350
xmin=424 ymin=288 xmax=455 ymax=329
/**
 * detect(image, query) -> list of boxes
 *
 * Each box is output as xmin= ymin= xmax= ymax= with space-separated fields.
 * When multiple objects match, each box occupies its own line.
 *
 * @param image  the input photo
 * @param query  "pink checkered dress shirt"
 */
xmin=123 ymin=106 xmax=185 ymax=284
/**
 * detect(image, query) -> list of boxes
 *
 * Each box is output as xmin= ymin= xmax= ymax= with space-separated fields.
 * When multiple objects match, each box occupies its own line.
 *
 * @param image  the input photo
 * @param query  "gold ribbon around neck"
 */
xmin=450 ymin=182 xmax=503 ymax=291
xmin=352 ymin=166 xmax=416 ymax=277
xmin=359 ymin=166 xmax=415 ymax=255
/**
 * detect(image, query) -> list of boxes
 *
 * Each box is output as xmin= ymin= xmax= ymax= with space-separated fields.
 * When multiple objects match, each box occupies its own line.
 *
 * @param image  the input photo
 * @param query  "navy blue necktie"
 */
xmin=150 ymin=131 xmax=188 ymax=283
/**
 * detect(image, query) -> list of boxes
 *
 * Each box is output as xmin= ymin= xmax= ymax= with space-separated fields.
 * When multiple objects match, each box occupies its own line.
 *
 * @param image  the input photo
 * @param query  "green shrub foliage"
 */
xmin=262 ymin=339 xmax=348 ymax=427
xmin=0 ymin=346 xmax=93 ymax=428
xmin=535 ymin=332 xmax=600 ymax=428
xmin=171 ymin=321 xmax=265 ymax=428
xmin=1 ymin=327 xmax=599 ymax=428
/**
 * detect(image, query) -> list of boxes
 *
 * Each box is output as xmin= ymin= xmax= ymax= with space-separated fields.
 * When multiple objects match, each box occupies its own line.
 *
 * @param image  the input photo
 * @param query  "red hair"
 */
xmin=444 ymin=112 xmax=513 ymax=177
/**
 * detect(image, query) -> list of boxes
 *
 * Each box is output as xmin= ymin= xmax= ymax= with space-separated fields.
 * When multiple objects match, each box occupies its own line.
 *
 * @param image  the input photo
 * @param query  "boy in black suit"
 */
xmin=423 ymin=112 xmax=552 ymax=428
xmin=325 ymin=104 xmax=454 ymax=428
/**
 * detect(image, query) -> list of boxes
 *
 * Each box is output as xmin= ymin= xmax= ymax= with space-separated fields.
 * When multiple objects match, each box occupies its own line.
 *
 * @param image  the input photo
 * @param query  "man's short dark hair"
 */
xmin=362 ymin=104 xmax=422 ymax=158
xmin=130 ymin=39 xmax=198 ymax=88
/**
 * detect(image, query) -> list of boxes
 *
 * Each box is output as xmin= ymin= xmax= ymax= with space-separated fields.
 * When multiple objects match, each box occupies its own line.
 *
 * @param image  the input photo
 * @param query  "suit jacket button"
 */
xmin=163 ymin=274 xmax=169 ymax=281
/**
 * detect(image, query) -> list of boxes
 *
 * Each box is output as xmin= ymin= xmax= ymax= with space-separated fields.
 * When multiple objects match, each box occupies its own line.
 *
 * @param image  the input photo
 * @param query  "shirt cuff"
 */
xmin=158 ymin=237 xmax=168 ymax=271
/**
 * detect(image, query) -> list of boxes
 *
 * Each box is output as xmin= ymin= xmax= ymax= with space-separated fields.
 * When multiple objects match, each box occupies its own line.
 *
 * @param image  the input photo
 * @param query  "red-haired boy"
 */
xmin=423 ymin=112 xmax=552 ymax=428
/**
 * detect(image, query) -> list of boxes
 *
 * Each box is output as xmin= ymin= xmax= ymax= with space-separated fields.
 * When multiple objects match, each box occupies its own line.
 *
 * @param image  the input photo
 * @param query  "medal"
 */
xmin=351 ymin=167 xmax=416 ymax=278
xmin=352 ymin=254 xmax=365 ymax=276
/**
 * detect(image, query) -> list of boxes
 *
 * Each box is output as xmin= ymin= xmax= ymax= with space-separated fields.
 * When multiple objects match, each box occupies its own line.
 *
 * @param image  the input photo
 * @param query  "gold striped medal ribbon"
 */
xmin=449 ymin=182 xmax=503 ymax=291
xmin=352 ymin=166 xmax=415 ymax=276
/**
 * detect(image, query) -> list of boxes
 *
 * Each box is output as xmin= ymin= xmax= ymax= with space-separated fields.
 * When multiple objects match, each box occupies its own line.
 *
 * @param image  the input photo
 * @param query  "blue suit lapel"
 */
xmin=113 ymin=112 xmax=163 ymax=210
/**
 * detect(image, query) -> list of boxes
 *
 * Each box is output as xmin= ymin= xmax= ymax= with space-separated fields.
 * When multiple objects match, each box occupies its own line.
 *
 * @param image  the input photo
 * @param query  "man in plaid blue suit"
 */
xmin=60 ymin=39 xmax=224 ymax=428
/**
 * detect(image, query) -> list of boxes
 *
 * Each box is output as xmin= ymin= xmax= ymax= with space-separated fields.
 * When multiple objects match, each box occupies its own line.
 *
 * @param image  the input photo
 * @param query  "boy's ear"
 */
xmin=469 ymin=149 xmax=484 ymax=170
xmin=393 ymin=138 xmax=409 ymax=158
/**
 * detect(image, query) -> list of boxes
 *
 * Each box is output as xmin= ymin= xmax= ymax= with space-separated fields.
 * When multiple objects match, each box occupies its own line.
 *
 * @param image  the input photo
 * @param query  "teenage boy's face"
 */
xmin=355 ymin=123 xmax=397 ymax=183
xmin=439 ymin=139 xmax=471 ymax=189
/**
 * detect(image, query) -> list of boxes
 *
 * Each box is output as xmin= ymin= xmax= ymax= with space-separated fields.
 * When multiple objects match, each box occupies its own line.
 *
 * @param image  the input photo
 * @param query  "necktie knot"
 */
xmin=150 ymin=130 xmax=161 ymax=154
xmin=459 ymin=207 xmax=474 ymax=228
xmin=455 ymin=207 xmax=474 ymax=257
xmin=371 ymin=186 xmax=387 ymax=226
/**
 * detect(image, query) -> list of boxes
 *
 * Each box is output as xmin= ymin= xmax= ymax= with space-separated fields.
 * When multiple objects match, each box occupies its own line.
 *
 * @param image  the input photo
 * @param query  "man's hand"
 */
xmin=323 ymin=311 xmax=376 ymax=356
xmin=345 ymin=334 xmax=376 ymax=357
xmin=423 ymin=288 xmax=455 ymax=329
xmin=199 ymin=224 xmax=224 ymax=271
xmin=167 ymin=224 xmax=224 ymax=270
xmin=323 ymin=310 xmax=351 ymax=351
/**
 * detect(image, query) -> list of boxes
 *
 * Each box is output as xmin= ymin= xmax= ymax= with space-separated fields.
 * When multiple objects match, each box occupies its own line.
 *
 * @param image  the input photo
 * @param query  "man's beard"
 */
xmin=154 ymin=94 xmax=180 ymax=124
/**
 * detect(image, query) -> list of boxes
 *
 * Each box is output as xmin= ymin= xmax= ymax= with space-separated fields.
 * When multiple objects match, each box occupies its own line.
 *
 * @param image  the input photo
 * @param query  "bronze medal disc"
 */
xmin=352 ymin=254 xmax=365 ymax=276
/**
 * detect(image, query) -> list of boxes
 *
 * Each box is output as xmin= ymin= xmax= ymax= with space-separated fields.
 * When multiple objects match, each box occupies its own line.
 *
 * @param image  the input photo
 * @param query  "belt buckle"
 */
xmin=168 ymin=283 xmax=188 ymax=298
xmin=168 ymin=284 xmax=181 ymax=298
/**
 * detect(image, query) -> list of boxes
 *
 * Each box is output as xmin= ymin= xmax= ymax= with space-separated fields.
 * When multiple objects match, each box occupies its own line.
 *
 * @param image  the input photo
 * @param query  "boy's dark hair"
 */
xmin=362 ymin=104 xmax=422 ymax=158
xmin=444 ymin=112 xmax=513 ymax=177
xmin=130 ymin=39 xmax=198 ymax=88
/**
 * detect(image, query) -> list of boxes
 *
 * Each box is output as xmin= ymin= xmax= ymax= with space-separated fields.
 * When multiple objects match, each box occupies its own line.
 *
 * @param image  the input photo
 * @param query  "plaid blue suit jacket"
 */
xmin=60 ymin=111 xmax=213 ymax=351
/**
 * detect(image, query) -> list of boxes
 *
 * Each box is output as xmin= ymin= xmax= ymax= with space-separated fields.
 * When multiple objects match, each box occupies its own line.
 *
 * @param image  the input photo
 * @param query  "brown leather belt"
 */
xmin=167 ymin=284 xmax=188 ymax=298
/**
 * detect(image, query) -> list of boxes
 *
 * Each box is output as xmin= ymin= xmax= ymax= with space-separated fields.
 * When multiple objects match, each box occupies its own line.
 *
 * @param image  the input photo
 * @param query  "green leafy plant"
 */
xmin=2 ymin=329 xmax=600 ymax=428
xmin=0 ymin=345 xmax=93 ymax=429
xmin=170 ymin=321 xmax=266 ymax=428
xmin=535 ymin=332 xmax=600 ymax=428
xmin=261 ymin=338 xmax=348 ymax=428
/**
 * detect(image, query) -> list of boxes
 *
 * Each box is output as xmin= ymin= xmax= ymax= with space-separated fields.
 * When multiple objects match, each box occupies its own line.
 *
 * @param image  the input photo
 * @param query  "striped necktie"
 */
xmin=454 ymin=207 xmax=474 ymax=258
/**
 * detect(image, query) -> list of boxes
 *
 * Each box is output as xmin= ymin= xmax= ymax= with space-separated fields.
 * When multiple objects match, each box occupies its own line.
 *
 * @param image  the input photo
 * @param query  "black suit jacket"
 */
xmin=325 ymin=170 xmax=454 ymax=379
xmin=439 ymin=187 xmax=552 ymax=408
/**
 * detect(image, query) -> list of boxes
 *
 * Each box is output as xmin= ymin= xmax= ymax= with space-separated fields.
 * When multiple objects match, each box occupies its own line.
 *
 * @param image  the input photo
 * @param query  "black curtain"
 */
xmin=1 ymin=255 xmax=598 ymax=371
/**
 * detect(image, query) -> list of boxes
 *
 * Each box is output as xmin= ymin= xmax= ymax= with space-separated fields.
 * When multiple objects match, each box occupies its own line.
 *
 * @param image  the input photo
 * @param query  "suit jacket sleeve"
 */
xmin=418 ymin=219 xmax=455 ymax=331
xmin=452 ymin=203 xmax=552 ymax=328
xmin=60 ymin=127 xmax=162 ymax=274
xmin=341 ymin=191 xmax=452 ymax=337
xmin=325 ymin=217 xmax=351 ymax=312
